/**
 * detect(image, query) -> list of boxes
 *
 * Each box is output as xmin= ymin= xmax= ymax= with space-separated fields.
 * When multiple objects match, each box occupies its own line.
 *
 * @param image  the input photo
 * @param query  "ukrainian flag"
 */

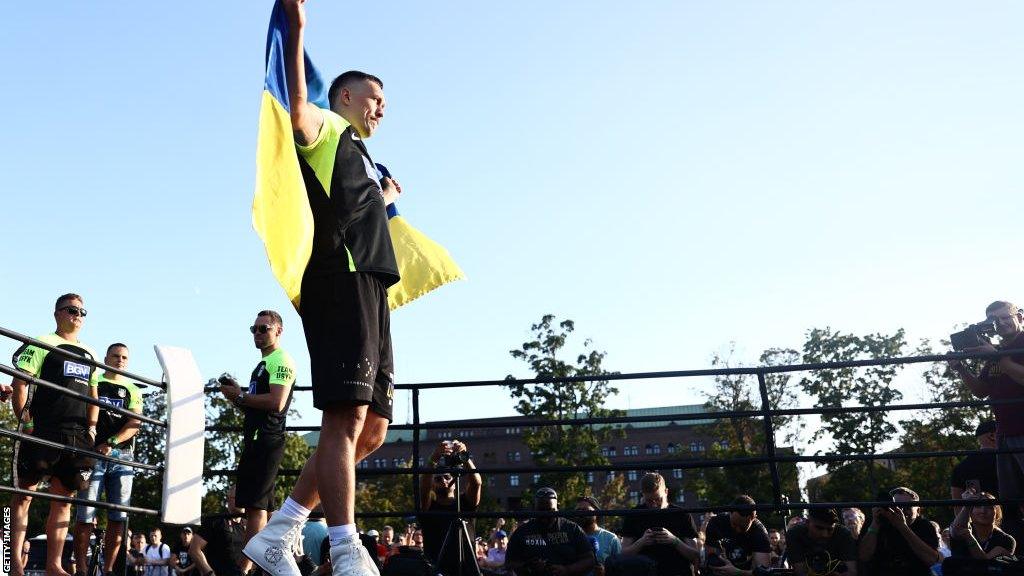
xmin=252 ymin=0 xmax=464 ymax=312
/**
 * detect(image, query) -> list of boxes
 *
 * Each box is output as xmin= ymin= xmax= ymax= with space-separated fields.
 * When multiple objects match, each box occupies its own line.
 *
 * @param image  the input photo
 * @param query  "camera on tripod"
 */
xmin=439 ymin=440 xmax=470 ymax=468
xmin=951 ymin=320 xmax=998 ymax=352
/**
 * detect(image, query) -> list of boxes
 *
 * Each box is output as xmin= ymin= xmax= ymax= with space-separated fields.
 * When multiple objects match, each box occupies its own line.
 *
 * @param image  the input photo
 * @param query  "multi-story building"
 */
xmin=305 ymin=404 xmax=721 ymax=510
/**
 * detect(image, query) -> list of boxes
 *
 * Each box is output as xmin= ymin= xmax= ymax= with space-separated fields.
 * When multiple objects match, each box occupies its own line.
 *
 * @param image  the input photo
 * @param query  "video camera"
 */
xmin=951 ymin=321 xmax=998 ymax=352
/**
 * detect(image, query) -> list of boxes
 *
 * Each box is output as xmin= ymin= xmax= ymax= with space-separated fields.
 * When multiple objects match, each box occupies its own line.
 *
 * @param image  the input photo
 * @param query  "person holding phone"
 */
xmin=620 ymin=473 xmax=700 ymax=575
xmin=858 ymin=486 xmax=941 ymax=576
xmin=218 ymin=310 xmax=297 ymax=573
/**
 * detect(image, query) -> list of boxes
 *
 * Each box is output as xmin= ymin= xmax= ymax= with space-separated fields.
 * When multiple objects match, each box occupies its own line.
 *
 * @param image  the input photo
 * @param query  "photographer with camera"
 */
xmin=950 ymin=301 xmax=1024 ymax=509
xmin=858 ymin=487 xmax=941 ymax=576
xmin=419 ymin=439 xmax=483 ymax=576
xmin=785 ymin=508 xmax=856 ymax=576
xmin=702 ymin=495 xmax=772 ymax=576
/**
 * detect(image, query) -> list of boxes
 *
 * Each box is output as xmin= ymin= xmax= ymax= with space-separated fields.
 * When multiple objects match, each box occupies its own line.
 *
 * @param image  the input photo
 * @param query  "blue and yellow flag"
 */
xmin=252 ymin=0 xmax=464 ymax=312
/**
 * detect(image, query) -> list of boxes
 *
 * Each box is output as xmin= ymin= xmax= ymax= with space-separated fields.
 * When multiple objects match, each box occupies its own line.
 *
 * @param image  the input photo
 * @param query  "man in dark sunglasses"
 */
xmin=703 ymin=494 xmax=772 ymax=575
xmin=7 ymin=292 xmax=102 ymax=576
xmin=217 ymin=309 xmax=297 ymax=574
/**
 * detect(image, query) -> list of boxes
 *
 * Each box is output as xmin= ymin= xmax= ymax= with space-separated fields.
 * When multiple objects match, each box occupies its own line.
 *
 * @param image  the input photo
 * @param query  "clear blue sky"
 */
xmin=2 ymin=2 xmax=1022 ymax=446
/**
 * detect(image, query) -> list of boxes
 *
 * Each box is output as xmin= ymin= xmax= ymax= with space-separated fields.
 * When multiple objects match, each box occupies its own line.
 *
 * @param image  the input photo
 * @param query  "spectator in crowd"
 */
xmin=950 ymin=301 xmax=1024 ymax=507
xmin=767 ymin=529 xmax=785 ymax=568
xmin=302 ymin=507 xmax=329 ymax=568
xmin=476 ymin=538 xmax=489 ymax=563
xmin=190 ymin=487 xmax=247 ymax=576
xmin=841 ymin=508 xmax=865 ymax=539
xmin=419 ymin=440 xmax=482 ymax=576
xmin=939 ymin=528 xmax=952 ymax=559
xmin=505 ymin=487 xmax=595 ymax=576
xmin=858 ymin=486 xmax=941 ymax=576
xmin=620 ymin=473 xmax=700 ymax=576
xmin=412 ymin=529 xmax=424 ymax=549
xmin=950 ymin=420 xmax=999 ymax=515
xmin=479 ymin=530 xmax=508 ymax=576
xmin=172 ymin=527 xmax=197 ymax=575
xmin=785 ymin=508 xmax=857 ymax=576
xmin=144 ymin=528 xmax=173 ymax=576
xmin=358 ymin=532 xmax=384 ymax=572
xmin=702 ymin=495 xmax=771 ymax=575
xmin=575 ymin=496 xmax=621 ymax=575
xmin=129 ymin=532 xmax=148 ymax=576
xmin=949 ymin=490 xmax=1016 ymax=559
xmin=786 ymin=516 xmax=805 ymax=531
xmin=380 ymin=525 xmax=397 ymax=561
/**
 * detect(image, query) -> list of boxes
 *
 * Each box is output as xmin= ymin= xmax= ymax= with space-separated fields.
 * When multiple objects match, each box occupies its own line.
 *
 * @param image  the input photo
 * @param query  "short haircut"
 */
xmin=328 ymin=71 xmax=383 ymax=109
xmin=808 ymin=507 xmax=839 ymax=525
xmin=577 ymin=496 xmax=601 ymax=510
xmin=107 ymin=342 xmax=129 ymax=354
xmin=55 ymin=293 xmax=82 ymax=309
xmin=257 ymin=310 xmax=284 ymax=328
xmin=640 ymin=472 xmax=665 ymax=493
xmin=987 ymin=301 xmax=1020 ymax=316
xmin=731 ymin=494 xmax=756 ymax=507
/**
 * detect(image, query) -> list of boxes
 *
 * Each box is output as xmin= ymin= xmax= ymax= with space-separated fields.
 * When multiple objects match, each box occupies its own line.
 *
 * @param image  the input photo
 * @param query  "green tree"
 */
xmin=505 ymin=315 xmax=623 ymax=503
xmin=689 ymin=346 xmax=801 ymax=507
xmin=355 ymin=458 xmax=415 ymax=530
xmin=895 ymin=339 xmax=991 ymax=525
xmin=800 ymin=327 xmax=907 ymax=500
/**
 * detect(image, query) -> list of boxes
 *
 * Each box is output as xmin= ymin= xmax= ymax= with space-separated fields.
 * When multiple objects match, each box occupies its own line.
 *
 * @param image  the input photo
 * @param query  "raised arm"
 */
xmin=283 ymin=0 xmax=323 ymax=145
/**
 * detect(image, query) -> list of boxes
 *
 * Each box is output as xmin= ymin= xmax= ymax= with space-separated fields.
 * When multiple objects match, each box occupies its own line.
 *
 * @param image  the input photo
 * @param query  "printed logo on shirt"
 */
xmin=275 ymin=365 xmax=293 ymax=381
xmin=362 ymin=156 xmax=383 ymax=194
xmin=63 ymin=360 xmax=91 ymax=379
xmin=100 ymin=397 xmax=126 ymax=409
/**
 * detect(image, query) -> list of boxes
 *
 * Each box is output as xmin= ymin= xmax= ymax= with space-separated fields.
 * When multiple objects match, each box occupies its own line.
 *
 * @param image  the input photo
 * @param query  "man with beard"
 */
xmin=786 ymin=508 xmax=857 ymax=576
xmin=505 ymin=488 xmax=595 ymax=576
xmin=418 ymin=440 xmax=482 ymax=576
xmin=573 ymin=497 xmax=620 ymax=575
xmin=703 ymin=495 xmax=771 ymax=576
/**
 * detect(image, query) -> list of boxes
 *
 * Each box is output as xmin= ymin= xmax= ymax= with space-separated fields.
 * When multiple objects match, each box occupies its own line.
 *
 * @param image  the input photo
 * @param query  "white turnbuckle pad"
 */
xmin=155 ymin=345 xmax=205 ymax=525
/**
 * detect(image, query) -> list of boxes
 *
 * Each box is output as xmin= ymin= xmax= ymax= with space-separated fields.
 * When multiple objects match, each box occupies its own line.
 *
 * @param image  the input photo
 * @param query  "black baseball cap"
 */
xmin=535 ymin=487 xmax=558 ymax=500
xmin=976 ymin=420 xmax=997 ymax=436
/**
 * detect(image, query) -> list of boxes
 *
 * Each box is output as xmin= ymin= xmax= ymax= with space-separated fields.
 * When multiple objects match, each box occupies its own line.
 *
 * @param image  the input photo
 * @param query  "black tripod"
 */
xmin=435 ymin=471 xmax=482 ymax=576
xmin=86 ymin=527 xmax=106 ymax=576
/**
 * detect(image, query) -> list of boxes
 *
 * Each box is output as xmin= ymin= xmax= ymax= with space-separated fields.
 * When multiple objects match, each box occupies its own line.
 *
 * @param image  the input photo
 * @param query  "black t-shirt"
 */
xmin=172 ymin=542 xmax=193 ymax=570
xmin=421 ymin=493 xmax=479 ymax=574
xmin=950 ymin=452 xmax=999 ymax=496
xmin=13 ymin=335 xmax=100 ymax=430
xmin=949 ymin=526 xmax=1016 ymax=557
xmin=620 ymin=504 xmax=699 ymax=576
xmin=197 ymin=518 xmax=246 ymax=576
xmin=241 ymin=349 xmax=295 ymax=442
xmin=704 ymin=513 xmax=771 ymax=570
xmin=861 ymin=515 xmax=940 ymax=576
xmin=95 ymin=378 xmax=143 ymax=449
xmin=785 ymin=523 xmax=857 ymax=574
xmin=505 ymin=517 xmax=594 ymax=571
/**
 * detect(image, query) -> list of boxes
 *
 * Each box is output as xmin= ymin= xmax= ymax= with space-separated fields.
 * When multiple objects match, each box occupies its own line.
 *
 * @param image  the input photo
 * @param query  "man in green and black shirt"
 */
xmin=7 ymin=293 xmax=101 ymax=576
xmin=245 ymin=3 xmax=402 ymax=576
xmin=219 ymin=309 xmax=296 ymax=574
xmin=74 ymin=342 xmax=144 ymax=576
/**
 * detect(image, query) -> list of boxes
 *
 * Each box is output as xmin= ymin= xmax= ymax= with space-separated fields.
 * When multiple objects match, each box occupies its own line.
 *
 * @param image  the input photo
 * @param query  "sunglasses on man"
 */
xmin=59 ymin=305 xmax=87 ymax=317
xmin=250 ymin=324 xmax=274 ymax=334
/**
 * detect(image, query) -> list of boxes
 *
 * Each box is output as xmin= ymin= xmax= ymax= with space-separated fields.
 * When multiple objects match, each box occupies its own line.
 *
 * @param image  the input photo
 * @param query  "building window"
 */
xmin=626 ymin=445 xmax=639 ymax=456
xmin=690 ymin=441 xmax=704 ymax=452
xmin=628 ymin=470 xmax=638 ymax=481
xmin=606 ymin=471 xmax=616 ymax=482
xmin=531 ymin=474 xmax=540 ymax=485
xmin=644 ymin=444 xmax=653 ymax=455
xmin=510 ymin=475 xmax=520 ymax=487
xmin=667 ymin=442 xmax=678 ymax=454
xmin=652 ymin=443 xmax=661 ymax=455
xmin=508 ymin=451 xmax=522 ymax=463
xmin=718 ymin=440 xmax=729 ymax=450
xmin=418 ymin=457 xmax=424 ymax=467
xmin=629 ymin=491 xmax=639 ymax=503
xmin=672 ymin=469 xmax=683 ymax=479
xmin=586 ymin=472 xmax=595 ymax=483
xmin=676 ymin=492 xmax=685 ymax=503
xmin=392 ymin=458 xmax=403 ymax=467
xmin=600 ymin=446 xmax=610 ymax=457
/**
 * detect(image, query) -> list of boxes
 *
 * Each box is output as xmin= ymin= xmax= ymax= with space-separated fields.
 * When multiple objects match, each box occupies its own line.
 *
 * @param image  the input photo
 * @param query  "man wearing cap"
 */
xmin=858 ymin=486 xmax=941 ymax=576
xmin=950 ymin=420 xmax=999 ymax=516
xmin=505 ymin=488 xmax=595 ymax=576
xmin=574 ymin=497 xmax=620 ymax=575
xmin=418 ymin=440 xmax=482 ymax=576
xmin=620 ymin=473 xmax=700 ymax=576
xmin=702 ymin=495 xmax=771 ymax=576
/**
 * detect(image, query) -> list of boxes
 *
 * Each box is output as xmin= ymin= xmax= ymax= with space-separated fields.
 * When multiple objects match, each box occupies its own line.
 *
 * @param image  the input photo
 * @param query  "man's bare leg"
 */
xmin=46 ymin=477 xmax=75 ymax=576
xmin=74 ymin=521 xmax=94 ymax=575
xmin=104 ymin=520 xmax=125 ymax=574
xmin=9 ymin=484 xmax=37 ymax=576
xmin=239 ymin=508 xmax=269 ymax=572
xmin=189 ymin=535 xmax=213 ymax=576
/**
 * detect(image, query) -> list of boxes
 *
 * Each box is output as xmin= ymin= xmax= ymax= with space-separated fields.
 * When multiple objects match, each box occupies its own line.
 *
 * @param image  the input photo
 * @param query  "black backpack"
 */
xmin=382 ymin=546 xmax=436 ymax=576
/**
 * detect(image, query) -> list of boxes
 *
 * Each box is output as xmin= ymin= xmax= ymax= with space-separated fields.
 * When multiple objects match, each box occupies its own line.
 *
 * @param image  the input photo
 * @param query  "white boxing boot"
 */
xmin=329 ymin=533 xmax=380 ymax=576
xmin=242 ymin=513 xmax=304 ymax=576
